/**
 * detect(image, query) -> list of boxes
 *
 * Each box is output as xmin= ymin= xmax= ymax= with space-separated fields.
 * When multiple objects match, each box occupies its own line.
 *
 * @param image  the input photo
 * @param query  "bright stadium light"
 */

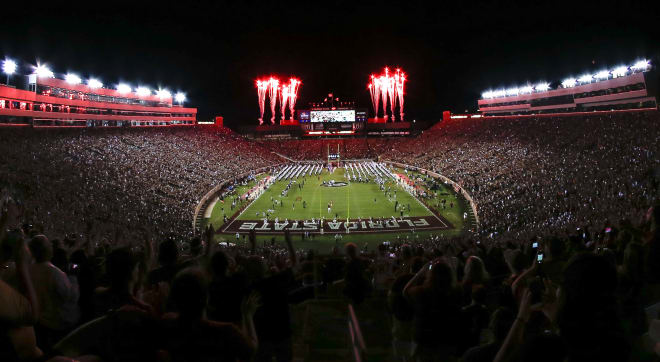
xmin=33 ymin=64 xmax=54 ymax=78
xmin=65 ymin=73 xmax=82 ymax=85
xmin=631 ymin=59 xmax=649 ymax=71
xmin=156 ymin=89 xmax=171 ymax=99
xmin=611 ymin=66 xmax=628 ymax=78
xmin=174 ymin=92 xmax=186 ymax=103
xmin=535 ymin=82 xmax=550 ymax=91
xmin=87 ymin=78 xmax=103 ymax=89
xmin=116 ymin=83 xmax=132 ymax=94
xmin=3 ymin=59 xmax=17 ymax=75
xmin=506 ymin=87 xmax=519 ymax=96
xmin=519 ymin=85 xmax=533 ymax=94
xmin=482 ymin=91 xmax=493 ymax=99
xmin=136 ymin=86 xmax=151 ymax=97
xmin=594 ymin=70 xmax=609 ymax=80
xmin=562 ymin=78 xmax=576 ymax=88
xmin=493 ymin=89 xmax=506 ymax=98
xmin=577 ymin=74 xmax=592 ymax=83
xmin=3 ymin=58 xmax=17 ymax=85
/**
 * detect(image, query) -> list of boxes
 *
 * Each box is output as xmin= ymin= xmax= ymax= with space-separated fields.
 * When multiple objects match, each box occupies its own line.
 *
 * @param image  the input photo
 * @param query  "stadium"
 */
xmin=1 ymin=3 xmax=660 ymax=362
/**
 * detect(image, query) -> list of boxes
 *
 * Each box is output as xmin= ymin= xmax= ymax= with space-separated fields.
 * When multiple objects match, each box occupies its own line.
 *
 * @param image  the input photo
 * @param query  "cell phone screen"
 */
xmin=532 ymin=242 xmax=538 ymax=248
xmin=537 ymin=254 xmax=544 ymax=263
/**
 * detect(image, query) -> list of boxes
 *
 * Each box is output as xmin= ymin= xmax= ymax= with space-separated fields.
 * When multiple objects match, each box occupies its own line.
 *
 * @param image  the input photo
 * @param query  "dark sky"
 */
xmin=2 ymin=1 xmax=659 ymax=126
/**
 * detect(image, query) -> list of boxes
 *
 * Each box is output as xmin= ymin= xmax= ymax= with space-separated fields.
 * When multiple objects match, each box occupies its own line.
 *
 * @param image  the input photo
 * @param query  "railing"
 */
xmin=348 ymin=304 xmax=367 ymax=362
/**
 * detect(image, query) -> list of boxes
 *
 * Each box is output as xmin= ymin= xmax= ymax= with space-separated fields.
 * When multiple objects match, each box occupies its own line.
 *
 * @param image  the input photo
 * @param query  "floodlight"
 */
xmin=631 ymin=59 xmax=649 ymax=71
xmin=136 ymin=87 xmax=151 ymax=97
xmin=577 ymin=74 xmax=592 ymax=83
xmin=174 ymin=92 xmax=186 ymax=103
xmin=116 ymin=83 xmax=132 ymax=94
xmin=506 ymin=87 xmax=519 ymax=96
xmin=156 ymin=89 xmax=171 ymax=99
xmin=493 ymin=89 xmax=506 ymax=98
xmin=594 ymin=70 xmax=609 ymax=79
xmin=87 ymin=78 xmax=103 ymax=89
xmin=562 ymin=78 xmax=576 ymax=88
xmin=482 ymin=91 xmax=493 ymax=99
xmin=519 ymin=85 xmax=533 ymax=94
xmin=2 ymin=59 xmax=17 ymax=75
xmin=535 ymin=82 xmax=549 ymax=91
xmin=611 ymin=66 xmax=628 ymax=78
xmin=34 ymin=64 xmax=54 ymax=78
xmin=65 ymin=73 xmax=82 ymax=85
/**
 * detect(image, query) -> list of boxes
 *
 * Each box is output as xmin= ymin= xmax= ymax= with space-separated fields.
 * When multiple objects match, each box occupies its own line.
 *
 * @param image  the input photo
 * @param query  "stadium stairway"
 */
xmin=291 ymin=297 xmax=395 ymax=362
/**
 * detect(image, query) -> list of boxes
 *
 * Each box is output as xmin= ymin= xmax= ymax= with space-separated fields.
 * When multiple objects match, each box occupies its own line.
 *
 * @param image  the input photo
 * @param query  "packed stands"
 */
xmin=1 ymin=110 xmax=660 ymax=361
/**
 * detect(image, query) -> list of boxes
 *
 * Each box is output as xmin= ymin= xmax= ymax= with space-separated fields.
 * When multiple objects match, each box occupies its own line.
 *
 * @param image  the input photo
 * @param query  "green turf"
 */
xmin=206 ymin=165 xmax=471 ymax=253
xmin=238 ymin=168 xmax=431 ymax=221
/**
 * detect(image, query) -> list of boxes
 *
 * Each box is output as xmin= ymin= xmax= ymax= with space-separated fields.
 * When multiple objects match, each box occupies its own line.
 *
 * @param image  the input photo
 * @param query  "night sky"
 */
xmin=2 ymin=1 xmax=658 ymax=126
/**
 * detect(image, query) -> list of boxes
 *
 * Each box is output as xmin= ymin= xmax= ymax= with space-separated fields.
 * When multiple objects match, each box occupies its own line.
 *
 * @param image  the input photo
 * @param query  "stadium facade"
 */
xmin=0 ymin=70 xmax=196 ymax=127
xmin=478 ymin=61 xmax=657 ymax=116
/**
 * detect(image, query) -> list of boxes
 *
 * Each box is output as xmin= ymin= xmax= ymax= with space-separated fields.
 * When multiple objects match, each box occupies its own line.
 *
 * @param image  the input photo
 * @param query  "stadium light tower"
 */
xmin=3 ymin=58 xmax=17 ymax=85
xmin=631 ymin=59 xmax=650 ymax=72
xmin=535 ymin=82 xmax=550 ymax=92
xmin=33 ymin=64 xmax=54 ymax=78
xmin=156 ymin=89 xmax=171 ymax=99
xmin=136 ymin=86 xmax=151 ymax=97
xmin=611 ymin=66 xmax=628 ymax=78
xmin=65 ymin=73 xmax=82 ymax=85
xmin=87 ymin=78 xmax=103 ymax=89
xmin=174 ymin=92 xmax=186 ymax=105
xmin=116 ymin=83 xmax=132 ymax=94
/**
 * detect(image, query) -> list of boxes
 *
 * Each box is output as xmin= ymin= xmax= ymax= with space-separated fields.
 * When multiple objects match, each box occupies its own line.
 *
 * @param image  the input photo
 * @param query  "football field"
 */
xmin=206 ymin=165 xmax=470 ymax=251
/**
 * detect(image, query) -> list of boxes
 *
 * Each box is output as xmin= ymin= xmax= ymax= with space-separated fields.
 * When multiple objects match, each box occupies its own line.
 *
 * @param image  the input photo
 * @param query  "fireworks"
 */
xmin=256 ymin=80 xmax=269 ymax=125
xmin=268 ymin=78 xmax=279 ymax=125
xmin=288 ymin=78 xmax=300 ymax=120
xmin=256 ymin=77 xmax=301 ymax=124
xmin=367 ymin=67 xmax=406 ymax=121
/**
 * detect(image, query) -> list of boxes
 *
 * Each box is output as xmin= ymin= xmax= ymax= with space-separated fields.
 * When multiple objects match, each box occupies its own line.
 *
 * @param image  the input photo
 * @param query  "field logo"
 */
xmin=321 ymin=180 xmax=348 ymax=187
xmin=229 ymin=216 xmax=446 ymax=233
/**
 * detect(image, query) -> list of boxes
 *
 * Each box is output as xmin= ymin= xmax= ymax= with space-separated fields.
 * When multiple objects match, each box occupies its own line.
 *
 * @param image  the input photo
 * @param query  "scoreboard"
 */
xmin=310 ymin=110 xmax=355 ymax=123
xmin=298 ymin=107 xmax=367 ymax=136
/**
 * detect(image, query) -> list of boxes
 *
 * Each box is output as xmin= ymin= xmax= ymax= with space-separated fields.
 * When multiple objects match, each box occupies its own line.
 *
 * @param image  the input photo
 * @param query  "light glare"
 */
xmin=611 ymin=66 xmax=628 ymax=78
xmin=594 ymin=70 xmax=609 ymax=79
xmin=174 ymin=92 xmax=186 ymax=103
xmin=631 ymin=59 xmax=649 ymax=70
xmin=34 ymin=64 xmax=54 ymax=78
xmin=562 ymin=78 xmax=576 ymax=88
xmin=136 ymin=87 xmax=151 ymax=97
xmin=65 ymin=73 xmax=82 ymax=85
xmin=116 ymin=83 xmax=132 ymax=94
xmin=520 ymin=85 xmax=533 ymax=94
xmin=577 ymin=74 xmax=592 ymax=83
xmin=156 ymin=89 xmax=171 ymax=99
xmin=2 ymin=59 xmax=17 ymax=75
xmin=87 ymin=78 xmax=103 ymax=89
xmin=535 ymin=82 xmax=549 ymax=91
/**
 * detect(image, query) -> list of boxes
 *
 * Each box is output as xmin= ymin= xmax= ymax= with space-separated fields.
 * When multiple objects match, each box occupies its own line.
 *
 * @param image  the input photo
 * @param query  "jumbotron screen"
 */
xmin=310 ymin=110 xmax=356 ymax=123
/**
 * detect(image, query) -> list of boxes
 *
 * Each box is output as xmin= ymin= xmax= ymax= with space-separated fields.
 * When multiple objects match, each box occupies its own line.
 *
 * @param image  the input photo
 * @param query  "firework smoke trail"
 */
xmin=379 ymin=75 xmax=389 ymax=120
xmin=387 ymin=74 xmax=396 ymax=121
xmin=268 ymin=78 xmax=279 ymax=124
xmin=368 ymin=75 xmax=379 ymax=118
xmin=395 ymin=70 xmax=406 ymax=121
xmin=288 ymin=78 xmax=300 ymax=120
xmin=256 ymin=80 xmax=268 ymax=125
xmin=280 ymin=85 xmax=290 ymax=120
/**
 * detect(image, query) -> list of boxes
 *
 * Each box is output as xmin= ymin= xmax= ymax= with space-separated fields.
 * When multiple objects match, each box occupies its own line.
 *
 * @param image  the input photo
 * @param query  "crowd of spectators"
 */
xmin=1 ymin=111 xmax=660 ymax=361
xmin=0 ymin=126 xmax=280 ymax=240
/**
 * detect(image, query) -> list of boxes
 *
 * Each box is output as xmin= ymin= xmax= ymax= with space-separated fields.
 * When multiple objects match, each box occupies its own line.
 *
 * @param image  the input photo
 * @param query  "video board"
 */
xmin=310 ymin=110 xmax=356 ymax=123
